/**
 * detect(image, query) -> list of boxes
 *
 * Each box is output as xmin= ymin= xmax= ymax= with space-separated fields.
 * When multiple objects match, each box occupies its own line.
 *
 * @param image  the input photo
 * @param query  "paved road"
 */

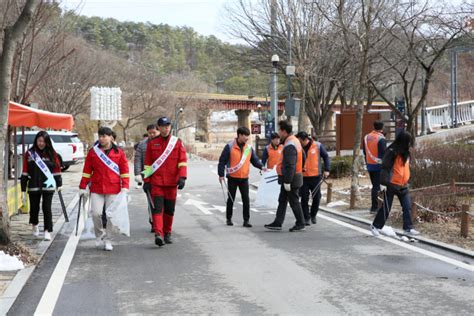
xmin=9 ymin=161 xmax=474 ymax=315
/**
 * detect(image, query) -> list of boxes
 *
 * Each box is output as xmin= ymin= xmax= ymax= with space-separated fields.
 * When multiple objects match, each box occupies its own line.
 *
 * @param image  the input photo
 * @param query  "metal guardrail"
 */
xmin=426 ymin=100 xmax=474 ymax=131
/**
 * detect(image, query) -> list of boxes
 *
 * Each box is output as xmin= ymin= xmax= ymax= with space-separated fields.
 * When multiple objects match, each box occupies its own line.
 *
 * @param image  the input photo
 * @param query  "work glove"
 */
xmin=219 ymin=177 xmax=225 ymax=183
xmin=177 ymin=177 xmax=186 ymax=190
xmin=79 ymin=189 xmax=88 ymax=197
xmin=380 ymin=185 xmax=387 ymax=192
xmin=57 ymin=186 xmax=62 ymax=192
xmin=323 ymin=171 xmax=330 ymax=179
xmin=143 ymin=182 xmax=151 ymax=192
xmin=121 ymin=188 xmax=129 ymax=194
xmin=284 ymin=183 xmax=291 ymax=192
xmin=21 ymin=192 xmax=27 ymax=205
xmin=134 ymin=175 xmax=142 ymax=184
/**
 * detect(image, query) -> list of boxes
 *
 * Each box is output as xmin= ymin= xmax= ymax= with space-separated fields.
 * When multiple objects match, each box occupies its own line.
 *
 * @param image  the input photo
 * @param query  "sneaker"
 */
xmin=243 ymin=221 xmax=252 ymax=228
xmin=44 ymin=231 xmax=51 ymax=241
xmin=311 ymin=216 xmax=317 ymax=224
xmin=104 ymin=240 xmax=113 ymax=251
xmin=264 ymin=222 xmax=282 ymax=231
xmin=289 ymin=225 xmax=306 ymax=232
xmin=164 ymin=233 xmax=173 ymax=244
xmin=370 ymin=225 xmax=380 ymax=237
xmin=404 ymin=228 xmax=420 ymax=236
xmin=226 ymin=219 xmax=234 ymax=226
xmin=32 ymin=225 xmax=39 ymax=237
xmin=155 ymin=235 xmax=165 ymax=247
xmin=304 ymin=218 xmax=311 ymax=226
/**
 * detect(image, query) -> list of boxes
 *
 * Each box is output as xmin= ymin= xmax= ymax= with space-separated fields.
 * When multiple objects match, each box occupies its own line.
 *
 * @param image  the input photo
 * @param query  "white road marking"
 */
xmin=34 ymin=204 xmax=87 ymax=315
xmin=184 ymin=199 xmax=213 ymax=215
xmin=318 ymin=213 xmax=474 ymax=272
xmin=212 ymin=205 xmax=226 ymax=213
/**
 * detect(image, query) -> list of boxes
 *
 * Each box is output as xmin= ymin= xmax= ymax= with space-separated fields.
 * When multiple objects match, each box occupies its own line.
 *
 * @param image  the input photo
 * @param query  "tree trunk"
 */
xmin=0 ymin=0 xmax=41 ymax=245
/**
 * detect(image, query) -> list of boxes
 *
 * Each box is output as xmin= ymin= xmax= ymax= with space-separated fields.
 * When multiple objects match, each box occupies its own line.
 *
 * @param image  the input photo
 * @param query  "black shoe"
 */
xmin=264 ymin=222 xmax=282 ymax=231
xmin=155 ymin=235 xmax=164 ymax=247
xmin=311 ymin=216 xmax=317 ymax=224
xmin=226 ymin=219 xmax=234 ymax=226
xmin=243 ymin=221 xmax=252 ymax=228
xmin=304 ymin=218 xmax=311 ymax=226
xmin=164 ymin=233 xmax=173 ymax=244
xmin=289 ymin=225 xmax=306 ymax=232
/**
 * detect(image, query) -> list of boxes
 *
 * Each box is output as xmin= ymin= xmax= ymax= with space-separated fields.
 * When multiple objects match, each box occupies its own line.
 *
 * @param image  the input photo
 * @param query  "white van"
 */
xmin=16 ymin=131 xmax=85 ymax=171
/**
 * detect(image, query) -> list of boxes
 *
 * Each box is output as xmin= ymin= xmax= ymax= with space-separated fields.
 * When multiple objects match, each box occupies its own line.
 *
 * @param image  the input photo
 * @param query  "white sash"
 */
xmin=143 ymin=136 xmax=178 ymax=178
xmin=93 ymin=145 xmax=120 ymax=176
xmin=364 ymin=134 xmax=383 ymax=164
xmin=29 ymin=150 xmax=56 ymax=188
xmin=226 ymin=142 xmax=252 ymax=174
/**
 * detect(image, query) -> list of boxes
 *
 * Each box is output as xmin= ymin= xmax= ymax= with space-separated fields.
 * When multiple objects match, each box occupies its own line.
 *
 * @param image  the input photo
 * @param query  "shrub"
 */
xmin=411 ymin=141 xmax=474 ymax=189
xmin=330 ymin=156 xmax=353 ymax=178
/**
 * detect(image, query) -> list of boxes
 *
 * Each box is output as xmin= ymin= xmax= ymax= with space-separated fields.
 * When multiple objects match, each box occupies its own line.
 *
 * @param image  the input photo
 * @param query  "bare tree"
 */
xmin=369 ymin=0 xmax=471 ymax=138
xmin=0 ymin=0 xmax=41 ymax=244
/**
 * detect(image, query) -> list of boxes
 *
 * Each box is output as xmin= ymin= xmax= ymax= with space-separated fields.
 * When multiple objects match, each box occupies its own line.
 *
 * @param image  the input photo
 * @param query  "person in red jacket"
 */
xmin=143 ymin=117 xmax=187 ymax=247
xmin=21 ymin=131 xmax=62 ymax=241
xmin=79 ymin=127 xmax=130 ymax=251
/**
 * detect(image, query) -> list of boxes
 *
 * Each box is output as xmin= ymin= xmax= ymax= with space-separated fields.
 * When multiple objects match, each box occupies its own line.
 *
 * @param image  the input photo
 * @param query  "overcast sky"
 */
xmin=60 ymin=0 xmax=238 ymax=42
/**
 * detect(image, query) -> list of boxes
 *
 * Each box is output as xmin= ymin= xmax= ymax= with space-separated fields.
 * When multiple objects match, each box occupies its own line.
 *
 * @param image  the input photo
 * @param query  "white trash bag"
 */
xmin=254 ymin=169 xmax=280 ymax=209
xmin=105 ymin=191 xmax=130 ymax=237
xmin=80 ymin=217 xmax=96 ymax=240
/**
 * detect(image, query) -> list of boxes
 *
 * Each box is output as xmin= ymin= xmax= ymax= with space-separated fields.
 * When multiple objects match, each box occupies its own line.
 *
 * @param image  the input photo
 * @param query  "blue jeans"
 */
xmin=368 ymin=171 xmax=381 ymax=213
xmin=372 ymin=186 xmax=413 ymax=231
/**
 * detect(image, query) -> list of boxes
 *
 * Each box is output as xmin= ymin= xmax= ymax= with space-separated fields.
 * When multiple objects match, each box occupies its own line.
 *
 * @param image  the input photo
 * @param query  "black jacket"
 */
xmin=21 ymin=149 xmax=62 ymax=193
xmin=279 ymin=137 xmax=303 ymax=189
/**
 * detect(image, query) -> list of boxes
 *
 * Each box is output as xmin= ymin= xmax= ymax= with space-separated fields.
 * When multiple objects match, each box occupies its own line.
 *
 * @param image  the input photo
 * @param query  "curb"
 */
xmin=318 ymin=206 xmax=474 ymax=259
xmin=0 ymin=194 xmax=80 ymax=315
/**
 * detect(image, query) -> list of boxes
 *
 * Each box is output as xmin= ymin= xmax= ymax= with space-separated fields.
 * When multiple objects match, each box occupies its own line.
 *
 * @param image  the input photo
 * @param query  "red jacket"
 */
xmin=79 ymin=145 xmax=130 ymax=194
xmin=144 ymin=135 xmax=187 ymax=187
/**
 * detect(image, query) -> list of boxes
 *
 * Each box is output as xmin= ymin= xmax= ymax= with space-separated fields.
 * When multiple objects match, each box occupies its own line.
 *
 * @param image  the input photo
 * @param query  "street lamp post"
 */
xmin=174 ymin=106 xmax=184 ymax=136
xmin=271 ymin=54 xmax=279 ymax=131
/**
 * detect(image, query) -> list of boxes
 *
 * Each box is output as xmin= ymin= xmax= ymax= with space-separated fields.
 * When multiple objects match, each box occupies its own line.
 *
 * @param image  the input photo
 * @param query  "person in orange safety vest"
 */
xmin=370 ymin=131 xmax=420 ymax=237
xmin=218 ymin=126 xmax=265 ymax=227
xmin=261 ymin=132 xmax=282 ymax=170
xmin=296 ymin=131 xmax=330 ymax=225
xmin=363 ymin=120 xmax=387 ymax=213
xmin=143 ymin=117 xmax=187 ymax=247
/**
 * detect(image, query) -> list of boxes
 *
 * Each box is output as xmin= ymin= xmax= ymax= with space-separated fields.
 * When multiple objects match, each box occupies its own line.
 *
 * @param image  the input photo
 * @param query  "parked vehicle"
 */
xmin=16 ymin=131 xmax=84 ymax=171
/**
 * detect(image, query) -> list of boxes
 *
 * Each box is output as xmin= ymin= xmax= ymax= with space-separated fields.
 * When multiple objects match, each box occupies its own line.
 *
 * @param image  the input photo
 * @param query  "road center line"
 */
xmin=34 ymin=205 xmax=86 ymax=315
xmin=318 ymin=213 xmax=474 ymax=272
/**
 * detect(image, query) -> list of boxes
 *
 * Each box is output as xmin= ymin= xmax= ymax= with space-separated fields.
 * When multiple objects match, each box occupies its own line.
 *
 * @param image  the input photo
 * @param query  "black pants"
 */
xmin=300 ymin=176 xmax=322 ymax=220
xmin=275 ymin=185 xmax=305 ymax=226
xmin=368 ymin=171 xmax=381 ymax=213
xmin=372 ymin=187 xmax=414 ymax=231
xmin=29 ymin=191 xmax=54 ymax=232
xmin=226 ymin=177 xmax=250 ymax=221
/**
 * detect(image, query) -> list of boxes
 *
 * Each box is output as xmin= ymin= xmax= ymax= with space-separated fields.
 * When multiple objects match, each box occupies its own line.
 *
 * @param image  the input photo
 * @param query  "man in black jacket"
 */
xmin=264 ymin=120 xmax=306 ymax=232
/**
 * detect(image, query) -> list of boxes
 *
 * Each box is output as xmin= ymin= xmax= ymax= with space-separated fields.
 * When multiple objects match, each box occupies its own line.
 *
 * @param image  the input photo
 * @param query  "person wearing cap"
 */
xmin=261 ymin=132 xmax=282 ymax=170
xmin=218 ymin=126 xmax=266 ymax=227
xmin=363 ymin=120 xmax=387 ymax=213
xmin=143 ymin=117 xmax=187 ymax=247
xmin=134 ymin=124 xmax=159 ymax=232
xmin=79 ymin=127 xmax=130 ymax=251
xmin=296 ymin=131 xmax=330 ymax=225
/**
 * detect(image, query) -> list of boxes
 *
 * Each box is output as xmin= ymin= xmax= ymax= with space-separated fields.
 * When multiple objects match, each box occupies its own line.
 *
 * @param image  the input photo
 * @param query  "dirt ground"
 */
xmin=325 ymin=173 xmax=474 ymax=252
xmin=0 ymin=242 xmax=38 ymax=267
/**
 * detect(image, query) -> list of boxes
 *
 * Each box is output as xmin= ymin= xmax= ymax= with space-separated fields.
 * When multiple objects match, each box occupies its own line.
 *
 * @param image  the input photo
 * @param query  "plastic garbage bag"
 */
xmin=254 ymin=169 xmax=280 ymax=209
xmin=105 ymin=191 xmax=130 ymax=237
xmin=80 ymin=217 xmax=96 ymax=240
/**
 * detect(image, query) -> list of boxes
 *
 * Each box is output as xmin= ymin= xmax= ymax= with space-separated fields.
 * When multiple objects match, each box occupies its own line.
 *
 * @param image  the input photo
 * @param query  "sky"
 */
xmin=60 ymin=0 xmax=239 ymax=43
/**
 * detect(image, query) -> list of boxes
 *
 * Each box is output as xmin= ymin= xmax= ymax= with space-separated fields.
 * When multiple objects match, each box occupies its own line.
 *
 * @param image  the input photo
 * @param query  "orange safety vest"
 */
xmin=364 ymin=131 xmax=385 ymax=165
xmin=266 ymin=144 xmax=283 ymax=169
xmin=227 ymin=140 xmax=251 ymax=179
xmin=303 ymin=141 xmax=321 ymax=177
xmin=390 ymin=156 xmax=410 ymax=186
xmin=277 ymin=135 xmax=303 ymax=176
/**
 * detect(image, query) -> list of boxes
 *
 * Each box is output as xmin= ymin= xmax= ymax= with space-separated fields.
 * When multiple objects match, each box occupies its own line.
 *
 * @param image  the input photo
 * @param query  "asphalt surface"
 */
xmin=8 ymin=161 xmax=474 ymax=315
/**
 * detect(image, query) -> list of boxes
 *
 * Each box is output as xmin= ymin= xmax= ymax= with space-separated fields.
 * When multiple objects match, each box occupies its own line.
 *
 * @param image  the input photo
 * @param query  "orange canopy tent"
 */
xmin=8 ymin=101 xmax=74 ymax=130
